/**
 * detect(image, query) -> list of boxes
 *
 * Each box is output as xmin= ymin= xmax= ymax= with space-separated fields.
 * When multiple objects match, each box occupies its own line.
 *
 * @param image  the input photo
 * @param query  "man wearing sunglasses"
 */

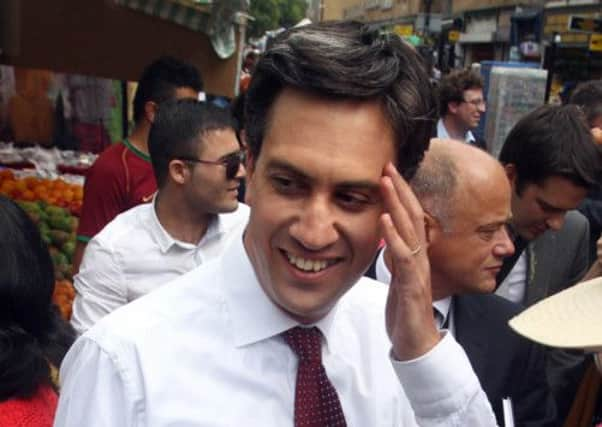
xmin=70 ymin=100 xmax=249 ymax=335
xmin=437 ymin=69 xmax=487 ymax=149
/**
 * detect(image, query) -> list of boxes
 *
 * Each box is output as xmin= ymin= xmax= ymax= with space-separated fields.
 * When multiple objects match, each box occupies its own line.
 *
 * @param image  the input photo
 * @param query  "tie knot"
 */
xmin=284 ymin=326 xmax=322 ymax=362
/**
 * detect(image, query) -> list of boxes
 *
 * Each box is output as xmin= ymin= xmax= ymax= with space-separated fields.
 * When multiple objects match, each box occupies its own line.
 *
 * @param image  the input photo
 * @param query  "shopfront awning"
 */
xmin=114 ymin=0 xmax=249 ymax=59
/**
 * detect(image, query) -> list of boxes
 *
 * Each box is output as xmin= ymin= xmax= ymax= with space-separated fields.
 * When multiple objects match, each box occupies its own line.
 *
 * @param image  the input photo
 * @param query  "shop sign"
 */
xmin=568 ymin=16 xmax=602 ymax=34
xmin=394 ymin=25 xmax=414 ymax=36
xmin=590 ymin=33 xmax=602 ymax=51
xmin=448 ymin=30 xmax=460 ymax=43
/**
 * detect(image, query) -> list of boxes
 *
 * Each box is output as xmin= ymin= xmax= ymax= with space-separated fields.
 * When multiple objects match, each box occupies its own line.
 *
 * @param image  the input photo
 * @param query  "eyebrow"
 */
xmin=536 ymin=197 xmax=564 ymax=211
xmin=265 ymin=159 xmax=381 ymax=191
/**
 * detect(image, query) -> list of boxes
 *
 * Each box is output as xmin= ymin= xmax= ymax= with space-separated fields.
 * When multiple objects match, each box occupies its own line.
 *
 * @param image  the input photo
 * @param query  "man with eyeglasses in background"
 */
xmin=437 ymin=69 xmax=487 ymax=149
xmin=70 ymin=100 xmax=249 ymax=335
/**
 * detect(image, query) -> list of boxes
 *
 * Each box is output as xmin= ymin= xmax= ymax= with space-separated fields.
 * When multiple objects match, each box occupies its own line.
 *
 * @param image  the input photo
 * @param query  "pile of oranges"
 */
xmin=0 ymin=169 xmax=83 ymax=216
xmin=53 ymin=279 xmax=76 ymax=320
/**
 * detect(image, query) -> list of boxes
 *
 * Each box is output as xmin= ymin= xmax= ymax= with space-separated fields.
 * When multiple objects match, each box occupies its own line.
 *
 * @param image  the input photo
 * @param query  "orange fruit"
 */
xmin=21 ymin=189 xmax=35 ymax=201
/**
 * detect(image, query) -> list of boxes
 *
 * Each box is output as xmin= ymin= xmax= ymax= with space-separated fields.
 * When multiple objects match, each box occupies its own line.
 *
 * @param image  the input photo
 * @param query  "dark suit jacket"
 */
xmin=520 ymin=210 xmax=590 ymax=422
xmin=364 ymin=255 xmax=557 ymax=426
xmin=454 ymin=294 xmax=557 ymax=427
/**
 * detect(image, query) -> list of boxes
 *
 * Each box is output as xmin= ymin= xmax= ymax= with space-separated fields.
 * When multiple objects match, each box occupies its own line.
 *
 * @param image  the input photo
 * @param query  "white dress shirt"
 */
xmin=495 ymin=251 xmax=528 ymax=304
xmin=56 ymin=232 xmax=498 ymax=426
xmin=437 ymin=119 xmax=476 ymax=144
xmin=70 ymin=201 xmax=250 ymax=335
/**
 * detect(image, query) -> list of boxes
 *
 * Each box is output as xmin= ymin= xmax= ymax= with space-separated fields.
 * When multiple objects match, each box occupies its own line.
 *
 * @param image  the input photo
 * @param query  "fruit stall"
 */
xmin=0 ymin=144 xmax=94 ymax=320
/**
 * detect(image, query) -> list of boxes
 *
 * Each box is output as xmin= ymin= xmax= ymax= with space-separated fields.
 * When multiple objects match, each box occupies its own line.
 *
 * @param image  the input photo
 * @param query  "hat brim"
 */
xmin=508 ymin=276 xmax=602 ymax=352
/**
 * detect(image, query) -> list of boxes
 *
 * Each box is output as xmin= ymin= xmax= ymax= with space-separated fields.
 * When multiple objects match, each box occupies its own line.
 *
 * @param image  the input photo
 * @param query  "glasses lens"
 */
xmin=225 ymin=151 xmax=244 ymax=179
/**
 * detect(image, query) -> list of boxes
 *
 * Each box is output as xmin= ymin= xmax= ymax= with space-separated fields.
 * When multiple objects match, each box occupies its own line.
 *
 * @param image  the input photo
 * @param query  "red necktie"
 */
xmin=284 ymin=327 xmax=347 ymax=427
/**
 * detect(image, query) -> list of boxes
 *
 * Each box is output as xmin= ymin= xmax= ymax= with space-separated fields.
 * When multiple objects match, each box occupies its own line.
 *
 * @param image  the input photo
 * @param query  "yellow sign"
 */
xmin=590 ymin=33 xmax=602 ymax=51
xmin=448 ymin=30 xmax=460 ymax=43
xmin=394 ymin=25 xmax=413 ymax=37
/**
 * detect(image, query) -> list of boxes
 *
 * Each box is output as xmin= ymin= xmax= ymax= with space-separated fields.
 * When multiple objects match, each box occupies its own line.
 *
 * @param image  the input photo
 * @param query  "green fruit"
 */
xmin=46 ymin=206 xmax=66 ymax=217
xmin=49 ymin=230 xmax=70 ymax=246
xmin=62 ymin=241 xmax=75 ymax=261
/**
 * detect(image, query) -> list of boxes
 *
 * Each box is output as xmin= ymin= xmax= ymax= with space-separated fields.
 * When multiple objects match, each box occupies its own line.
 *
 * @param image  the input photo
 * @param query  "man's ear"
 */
xmin=504 ymin=163 xmax=517 ymax=187
xmin=448 ymin=101 xmax=461 ymax=115
xmin=424 ymin=212 xmax=438 ymax=244
xmin=168 ymin=159 xmax=189 ymax=185
xmin=144 ymin=101 xmax=159 ymax=123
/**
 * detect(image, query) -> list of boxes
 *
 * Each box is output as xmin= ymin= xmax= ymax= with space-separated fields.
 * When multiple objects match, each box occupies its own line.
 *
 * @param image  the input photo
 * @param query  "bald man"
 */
xmin=373 ymin=139 xmax=557 ymax=426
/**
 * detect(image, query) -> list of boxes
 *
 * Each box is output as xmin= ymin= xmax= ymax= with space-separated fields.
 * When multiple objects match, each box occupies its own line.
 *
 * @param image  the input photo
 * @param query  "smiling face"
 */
xmin=508 ymin=172 xmax=588 ymax=241
xmin=449 ymin=88 xmax=486 ymax=131
xmin=243 ymin=89 xmax=396 ymax=324
xmin=428 ymin=165 xmax=514 ymax=297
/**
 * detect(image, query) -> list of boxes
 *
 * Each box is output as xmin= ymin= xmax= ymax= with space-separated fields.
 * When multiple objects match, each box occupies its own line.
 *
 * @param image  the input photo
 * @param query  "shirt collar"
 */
xmin=437 ymin=119 xmax=476 ymax=144
xmin=149 ymin=196 xmax=220 ymax=253
xmin=433 ymin=296 xmax=452 ymax=327
xmin=221 ymin=233 xmax=339 ymax=348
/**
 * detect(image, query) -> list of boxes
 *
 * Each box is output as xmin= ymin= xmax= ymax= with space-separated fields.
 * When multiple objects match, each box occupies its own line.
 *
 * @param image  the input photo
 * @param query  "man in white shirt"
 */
xmin=70 ymin=100 xmax=249 ymax=334
xmin=437 ymin=69 xmax=486 ymax=149
xmin=374 ymin=139 xmax=557 ymax=425
xmin=494 ymin=104 xmax=601 ymax=421
xmin=55 ymin=22 xmax=498 ymax=426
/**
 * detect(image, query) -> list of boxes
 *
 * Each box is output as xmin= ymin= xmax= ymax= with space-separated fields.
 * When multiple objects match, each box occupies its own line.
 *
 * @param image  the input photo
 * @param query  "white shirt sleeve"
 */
xmin=391 ymin=332 xmax=499 ymax=426
xmin=70 ymin=237 xmax=128 ymax=335
xmin=54 ymin=336 xmax=143 ymax=427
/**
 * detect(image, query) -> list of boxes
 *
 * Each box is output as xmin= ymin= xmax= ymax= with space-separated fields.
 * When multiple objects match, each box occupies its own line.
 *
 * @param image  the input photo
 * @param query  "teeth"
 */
xmin=286 ymin=253 xmax=331 ymax=272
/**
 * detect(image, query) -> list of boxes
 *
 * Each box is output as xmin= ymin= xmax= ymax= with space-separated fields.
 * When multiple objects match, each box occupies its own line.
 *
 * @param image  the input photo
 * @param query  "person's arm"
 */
xmin=71 ymin=240 xmax=87 ymax=276
xmin=379 ymin=163 xmax=498 ymax=425
xmin=70 ymin=237 xmax=127 ymax=335
xmin=75 ymin=153 xmax=127 ymax=270
xmin=54 ymin=336 xmax=142 ymax=426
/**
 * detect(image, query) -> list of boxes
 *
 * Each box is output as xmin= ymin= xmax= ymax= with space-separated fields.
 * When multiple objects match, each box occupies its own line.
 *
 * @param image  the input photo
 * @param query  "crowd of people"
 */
xmin=3 ymin=20 xmax=602 ymax=427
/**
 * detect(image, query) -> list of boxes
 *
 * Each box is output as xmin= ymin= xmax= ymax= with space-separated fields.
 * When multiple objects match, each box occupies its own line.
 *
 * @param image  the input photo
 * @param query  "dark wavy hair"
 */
xmin=569 ymin=80 xmax=602 ymax=127
xmin=499 ymin=104 xmax=601 ymax=194
xmin=133 ymin=56 xmax=204 ymax=123
xmin=244 ymin=21 xmax=437 ymax=180
xmin=438 ymin=68 xmax=484 ymax=116
xmin=0 ymin=196 xmax=75 ymax=400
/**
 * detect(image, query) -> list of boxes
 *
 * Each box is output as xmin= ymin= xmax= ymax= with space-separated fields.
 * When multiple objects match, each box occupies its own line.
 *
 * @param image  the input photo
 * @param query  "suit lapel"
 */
xmin=524 ymin=232 xmax=556 ymax=306
xmin=453 ymin=295 xmax=489 ymax=379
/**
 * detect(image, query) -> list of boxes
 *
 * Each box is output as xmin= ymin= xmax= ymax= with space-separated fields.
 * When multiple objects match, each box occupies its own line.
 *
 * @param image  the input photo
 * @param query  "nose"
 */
xmin=493 ymin=226 xmax=515 ymax=258
xmin=545 ymin=212 xmax=565 ymax=231
xmin=477 ymin=102 xmax=486 ymax=113
xmin=289 ymin=196 xmax=339 ymax=251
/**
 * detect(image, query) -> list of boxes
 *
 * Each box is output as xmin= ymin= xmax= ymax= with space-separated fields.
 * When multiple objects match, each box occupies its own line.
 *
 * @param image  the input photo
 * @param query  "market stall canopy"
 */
xmin=114 ymin=0 xmax=249 ymax=58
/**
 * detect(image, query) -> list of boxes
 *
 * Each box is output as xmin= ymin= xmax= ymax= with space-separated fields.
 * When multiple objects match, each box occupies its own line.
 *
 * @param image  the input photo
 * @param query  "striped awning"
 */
xmin=114 ymin=0 xmax=247 ymax=59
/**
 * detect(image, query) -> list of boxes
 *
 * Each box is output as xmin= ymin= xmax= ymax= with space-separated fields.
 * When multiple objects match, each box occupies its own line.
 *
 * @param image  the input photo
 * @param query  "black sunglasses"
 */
xmin=179 ymin=150 xmax=245 ymax=180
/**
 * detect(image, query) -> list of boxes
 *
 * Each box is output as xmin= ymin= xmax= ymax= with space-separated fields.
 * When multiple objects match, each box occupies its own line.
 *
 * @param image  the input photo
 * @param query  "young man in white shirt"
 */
xmin=437 ymin=69 xmax=486 ymax=148
xmin=56 ymin=22 xmax=498 ymax=426
xmin=70 ymin=100 xmax=248 ymax=334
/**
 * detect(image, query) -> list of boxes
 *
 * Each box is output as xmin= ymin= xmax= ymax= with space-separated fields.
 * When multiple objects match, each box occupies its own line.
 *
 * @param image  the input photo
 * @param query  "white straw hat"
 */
xmin=508 ymin=277 xmax=602 ymax=352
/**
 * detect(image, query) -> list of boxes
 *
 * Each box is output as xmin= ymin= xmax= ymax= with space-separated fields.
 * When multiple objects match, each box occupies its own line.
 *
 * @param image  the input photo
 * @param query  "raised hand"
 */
xmin=380 ymin=163 xmax=440 ymax=361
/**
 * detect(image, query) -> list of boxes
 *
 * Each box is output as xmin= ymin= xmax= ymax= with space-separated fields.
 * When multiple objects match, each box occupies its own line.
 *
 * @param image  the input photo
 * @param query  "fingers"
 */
xmin=380 ymin=163 xmax=425 ymax=256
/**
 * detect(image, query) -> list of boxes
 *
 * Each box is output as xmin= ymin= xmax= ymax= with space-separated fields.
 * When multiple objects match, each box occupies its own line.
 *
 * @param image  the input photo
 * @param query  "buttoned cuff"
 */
xmin=390 ymin=331 xmax=482 ymax=418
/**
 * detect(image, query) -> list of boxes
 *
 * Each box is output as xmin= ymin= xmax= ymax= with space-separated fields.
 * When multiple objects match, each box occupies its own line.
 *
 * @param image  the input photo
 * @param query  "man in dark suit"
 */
xmin=495 ymin=105 xmax=602 ymax=421
xmin=373 ymin=138 xmax=557 ymax=425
